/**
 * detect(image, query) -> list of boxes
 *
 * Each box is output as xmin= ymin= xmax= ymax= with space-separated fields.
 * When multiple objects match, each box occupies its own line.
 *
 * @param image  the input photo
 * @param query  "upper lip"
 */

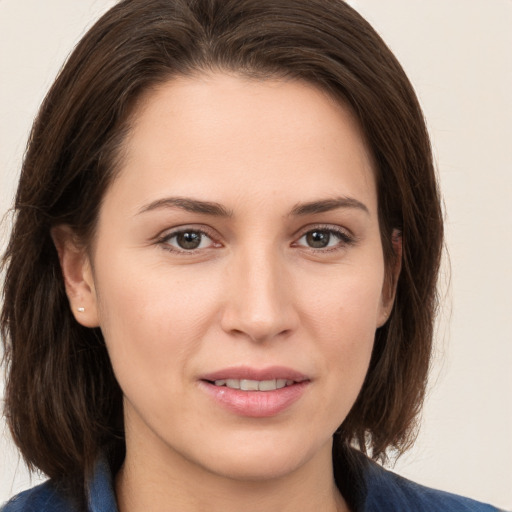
xmin=200 ymin=365 xmax=309 ymax=383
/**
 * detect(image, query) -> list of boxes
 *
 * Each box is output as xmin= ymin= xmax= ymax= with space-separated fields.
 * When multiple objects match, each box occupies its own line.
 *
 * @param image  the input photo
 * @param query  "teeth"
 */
xmin=241 ymin=379 xmax=259 ymax=391
xmin=213 ymin=378 xmax=295 ymax=391
xmin=225 ymin=379 xmax=240 ymax=389
xmin=258 ymin=379 xmax=277 ymax=391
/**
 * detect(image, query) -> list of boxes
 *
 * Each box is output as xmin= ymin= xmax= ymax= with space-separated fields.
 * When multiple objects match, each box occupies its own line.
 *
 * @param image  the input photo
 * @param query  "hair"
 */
xmin=1 ymin=0 xmax=443 ymax=500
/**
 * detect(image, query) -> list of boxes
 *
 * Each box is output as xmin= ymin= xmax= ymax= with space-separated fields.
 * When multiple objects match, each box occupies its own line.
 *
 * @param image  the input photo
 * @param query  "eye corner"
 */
xmin=293 ymin=225 xmax=357 ymax=252
xmin=156 ymin=226 xmax=222 ymax=254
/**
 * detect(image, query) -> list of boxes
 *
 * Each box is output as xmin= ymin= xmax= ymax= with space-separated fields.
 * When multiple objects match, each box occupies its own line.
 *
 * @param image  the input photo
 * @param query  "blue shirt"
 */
xmin=1 ymin=453 xmax=505 ymax=512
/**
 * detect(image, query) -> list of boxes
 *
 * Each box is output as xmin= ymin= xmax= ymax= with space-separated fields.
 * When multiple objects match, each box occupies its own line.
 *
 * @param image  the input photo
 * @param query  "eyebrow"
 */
xmin=137 ymin=195 xmax=369 ymax=218
xmin=289 ymin=197 xmax=370 ymax=216
xmin=137 ymin=197 xmax=233 ymax=217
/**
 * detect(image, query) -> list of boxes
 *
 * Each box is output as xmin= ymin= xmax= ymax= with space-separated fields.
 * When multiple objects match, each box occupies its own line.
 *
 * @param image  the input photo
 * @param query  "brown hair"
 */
xmin=1 ymin=0 xmax=442 ymax=495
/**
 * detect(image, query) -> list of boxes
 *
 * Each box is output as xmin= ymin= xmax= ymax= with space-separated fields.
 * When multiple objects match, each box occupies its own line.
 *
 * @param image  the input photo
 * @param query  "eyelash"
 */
xmin=294 ymin=225 xmax=356 ymax=252
xmin=156 ymin=227 xmax=220 ymax=254
xmin=156 ymin=225 xmax=356 ymax=254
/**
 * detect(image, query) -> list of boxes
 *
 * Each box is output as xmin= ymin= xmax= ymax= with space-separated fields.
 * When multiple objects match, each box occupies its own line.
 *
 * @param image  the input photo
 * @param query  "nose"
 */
xmin=220 ymin=247 xmax=299 ymax=343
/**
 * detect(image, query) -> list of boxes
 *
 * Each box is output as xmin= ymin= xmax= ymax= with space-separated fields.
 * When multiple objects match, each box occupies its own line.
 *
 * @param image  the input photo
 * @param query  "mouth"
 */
xmin=200 ymin=365 xmax=309 ymax=389
xmin=206 ymin=378 xmax=299 ymax=391
xmin=199 ymin=366 xmax=310 ymax=417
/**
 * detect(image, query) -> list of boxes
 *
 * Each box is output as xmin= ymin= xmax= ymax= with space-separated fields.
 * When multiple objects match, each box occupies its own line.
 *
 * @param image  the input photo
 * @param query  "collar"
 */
xmin=86 ymin=455 xmax=119 ymax=512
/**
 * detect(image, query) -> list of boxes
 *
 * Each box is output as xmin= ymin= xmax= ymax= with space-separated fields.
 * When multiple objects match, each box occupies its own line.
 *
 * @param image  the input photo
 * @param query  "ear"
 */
xmin=377 ymin=229 xmax=402 ymax=327
xmin=51 ymin=225 xmax=100 ymax=328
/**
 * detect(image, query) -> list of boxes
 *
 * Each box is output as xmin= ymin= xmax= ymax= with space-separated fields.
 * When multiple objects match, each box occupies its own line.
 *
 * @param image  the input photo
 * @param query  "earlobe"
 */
xmin=377 ymin=229 xmax=402 ymax=327
xmin=51 ymin=225 xmax=100 ymax=328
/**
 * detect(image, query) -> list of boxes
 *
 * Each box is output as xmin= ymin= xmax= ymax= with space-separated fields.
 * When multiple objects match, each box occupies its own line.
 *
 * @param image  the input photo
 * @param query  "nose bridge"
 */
xmin=221 ymin=242 xmax=297 ymax=342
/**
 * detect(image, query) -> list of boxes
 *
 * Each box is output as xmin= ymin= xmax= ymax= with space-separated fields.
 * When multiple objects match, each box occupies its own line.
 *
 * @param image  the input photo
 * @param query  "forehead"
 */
xmin=109 ymin=73 xmax=377 ymax=215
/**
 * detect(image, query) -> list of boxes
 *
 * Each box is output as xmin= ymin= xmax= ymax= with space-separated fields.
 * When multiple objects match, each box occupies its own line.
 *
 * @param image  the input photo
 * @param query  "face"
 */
xmin=63 ymin=74 xmax=393 ymax=482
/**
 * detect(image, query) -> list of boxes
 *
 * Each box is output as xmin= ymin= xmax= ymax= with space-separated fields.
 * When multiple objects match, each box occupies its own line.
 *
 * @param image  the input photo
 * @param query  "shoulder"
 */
xmin=1 ymin=481 xmax=76 ymax=512
xmin=2 ymin=452 xmax=120 ymax=512
xmin=362 ymin=458 xmax=502 ymax=512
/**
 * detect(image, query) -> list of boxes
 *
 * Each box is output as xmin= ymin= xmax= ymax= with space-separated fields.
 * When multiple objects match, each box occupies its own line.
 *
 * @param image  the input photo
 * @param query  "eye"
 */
xmin=160 ymin=229 xmax=217 ymax=252
xmin=295 ymin=227 xmax=354 ymax=250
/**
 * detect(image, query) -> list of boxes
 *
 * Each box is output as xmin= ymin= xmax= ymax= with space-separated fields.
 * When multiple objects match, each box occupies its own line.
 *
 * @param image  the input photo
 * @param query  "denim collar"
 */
xmin=83 ymin=450 xmax=500 ymax=512
xmin=86 ymin=456 xmax=119 ymax=512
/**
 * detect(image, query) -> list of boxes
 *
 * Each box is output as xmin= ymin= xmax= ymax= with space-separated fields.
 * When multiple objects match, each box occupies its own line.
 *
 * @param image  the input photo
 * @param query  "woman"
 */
xmin=0 ymin=0 xmax=503 ymax=511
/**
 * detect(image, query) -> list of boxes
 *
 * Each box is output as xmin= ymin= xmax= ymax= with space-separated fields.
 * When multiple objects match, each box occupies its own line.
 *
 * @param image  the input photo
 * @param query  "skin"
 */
xmin=54 ymin=73 xmax=399 ymax=512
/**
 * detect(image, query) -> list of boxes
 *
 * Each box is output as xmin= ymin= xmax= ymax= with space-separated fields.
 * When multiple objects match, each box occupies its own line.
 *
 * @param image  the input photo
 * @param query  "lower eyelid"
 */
xmin=296 ymin=228 xmax=354 ymax=245
xmin=331 ymin=230 xmax=355 ymax=244
xmin=156 ymin=226 xmax=354 ymax=252
xmin=157 ymin=228 xmax=218 ymax=251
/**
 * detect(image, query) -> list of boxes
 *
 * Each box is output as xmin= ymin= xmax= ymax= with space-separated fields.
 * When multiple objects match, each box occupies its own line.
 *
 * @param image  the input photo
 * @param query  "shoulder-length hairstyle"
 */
xmin=1 ymin=0 xmax=442 ymax=492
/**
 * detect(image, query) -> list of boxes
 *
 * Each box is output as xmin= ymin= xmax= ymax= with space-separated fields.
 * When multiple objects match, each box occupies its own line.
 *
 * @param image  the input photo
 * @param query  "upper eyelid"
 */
xmin=156 ymin=227 xmax=219 ymax=254
xmin=155 ymin=227 xmax=217 ymax=252
xmin=156 ymin=224 xmax=217 ymax=241
xmin=154 ymin=223 xmax=355 ymax=245
xmin=293 ymin=223 xmax=354 ymax=239
xmin=293 ymin=226 xmax=358 ymax=252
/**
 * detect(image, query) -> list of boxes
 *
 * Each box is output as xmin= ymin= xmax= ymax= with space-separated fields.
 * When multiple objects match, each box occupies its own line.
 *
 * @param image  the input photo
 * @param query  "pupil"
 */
xmin=306 ymin=230 xmax=330 ymax=248
xmin=177 ymin=231 xmax=201 ymax=249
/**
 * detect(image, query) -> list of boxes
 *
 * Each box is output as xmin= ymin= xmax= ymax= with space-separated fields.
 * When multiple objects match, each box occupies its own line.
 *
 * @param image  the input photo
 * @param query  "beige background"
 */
xmin=1 ymin=0 xmax=511 ymax=509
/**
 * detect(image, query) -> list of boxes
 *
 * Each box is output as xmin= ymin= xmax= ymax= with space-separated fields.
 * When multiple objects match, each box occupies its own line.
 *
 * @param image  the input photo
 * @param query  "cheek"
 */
xmin=299 ymin=263 xmax=384 ymax=388
xmin=93 ymin=255 xmax=220 ymax=387
xmin=301 ymin=261 xmax=385 ymax=336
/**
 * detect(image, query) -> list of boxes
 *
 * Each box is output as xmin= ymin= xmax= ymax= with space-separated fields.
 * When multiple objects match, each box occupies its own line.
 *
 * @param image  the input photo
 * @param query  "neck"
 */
xmin=115 ymin=433 xmax=349 ymax=512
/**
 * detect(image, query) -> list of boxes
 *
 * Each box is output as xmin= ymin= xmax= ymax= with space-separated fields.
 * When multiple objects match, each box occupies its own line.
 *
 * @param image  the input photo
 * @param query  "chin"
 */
xmin=204 ymin=453 xmax=308 ymax=482
xmin=189 ymin=432 xmax=332 ymax=482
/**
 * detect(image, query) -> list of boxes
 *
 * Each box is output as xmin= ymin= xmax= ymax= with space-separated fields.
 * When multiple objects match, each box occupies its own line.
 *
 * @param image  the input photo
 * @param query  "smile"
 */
xmin=199 ymin=366 xmax=310 ymax=417
xmin=212 ymin=378 xmax=295 ymax=391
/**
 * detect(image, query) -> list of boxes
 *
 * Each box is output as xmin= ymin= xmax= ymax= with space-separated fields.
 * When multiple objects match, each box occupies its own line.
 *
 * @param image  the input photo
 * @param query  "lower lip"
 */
xmin=199 ymin=381 xmax=309 ymax=418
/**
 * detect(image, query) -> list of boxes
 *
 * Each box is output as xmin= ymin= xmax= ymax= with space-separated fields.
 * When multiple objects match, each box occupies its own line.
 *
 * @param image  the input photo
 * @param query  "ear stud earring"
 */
xmin=77 ymin=307 xmax=85 ymax=313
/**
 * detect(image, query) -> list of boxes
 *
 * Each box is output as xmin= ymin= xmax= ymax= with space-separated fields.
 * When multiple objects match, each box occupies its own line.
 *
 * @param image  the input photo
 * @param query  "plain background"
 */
xmin=0 ymin=0 xmax=511 ymax=509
